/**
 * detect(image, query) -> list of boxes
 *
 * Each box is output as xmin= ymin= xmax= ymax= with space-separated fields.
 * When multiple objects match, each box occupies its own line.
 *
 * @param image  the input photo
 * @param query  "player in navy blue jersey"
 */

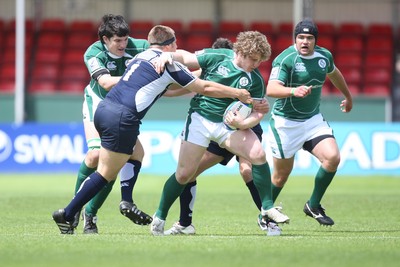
xmin=52 ymin=25 xmax=251 ymax=234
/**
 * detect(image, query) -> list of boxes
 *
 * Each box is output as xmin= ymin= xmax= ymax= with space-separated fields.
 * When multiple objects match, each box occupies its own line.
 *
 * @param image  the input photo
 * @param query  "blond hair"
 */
xmin=233 ymin=31 xmax=271 ymax=61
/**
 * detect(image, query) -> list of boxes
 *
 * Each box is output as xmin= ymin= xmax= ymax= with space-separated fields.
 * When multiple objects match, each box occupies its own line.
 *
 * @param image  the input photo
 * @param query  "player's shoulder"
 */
xmin=84 ymin=41 xmax=105 ymax=58
xmin=273 ymin=45 xmax=297 ymax=64
xmin=314 ymin=45 xmax=333 ymax=57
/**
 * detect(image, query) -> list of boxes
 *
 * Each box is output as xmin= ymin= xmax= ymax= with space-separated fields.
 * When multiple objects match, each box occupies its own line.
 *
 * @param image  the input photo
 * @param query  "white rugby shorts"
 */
xmin=268 ymin=113 xmax=333 ymax=159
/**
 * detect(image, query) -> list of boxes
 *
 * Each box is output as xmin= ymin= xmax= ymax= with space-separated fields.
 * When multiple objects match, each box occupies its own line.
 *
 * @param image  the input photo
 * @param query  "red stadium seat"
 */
xmin=218 ymin=21 xmax=245 ymax=34
xmin=63 ymin=49 xmax=85 ymax=65
xmin=366 ymin=23 xmax=393 ymax=37
xmin=317 ymin=35 xmax=334 ymax=51
xmin=364 ymin=68 xmax=392 ymax=89
xmin=40 ymin=19 xmax=67 ymax=33
xmin=335 ymin=52 xmax=363 ymax=68
xmin=0 ymin=80 xmax=15 ymax=93
xmin=185 ymin=34 xmax=213 ymax=52
xmin=59 ymin=80 xmax=87 ymax=93
xmin=366 ymin=37 xmax=393 ymax=54
xmin=31 ymin=64 xmax=60 ymax=81
xmin=28 ymin=80 xmax=58 ymax=94
xmin=340 ymin=67 xmax=362 ymax=86
xmin=35 ymin=48 xmax=62 ymax=64
xmin=65 ymin=33 xmax=96 ymax=50
xmin=60 ymin=64 xmax=88 ymax=82
xmin=68 ymin=20 xmax=97 ymax=34
xmin=315 ymin=22 xmax=336 ymax=36
xmin=336 ymin=37 xmax=364 ymax=53
xmin=130 ymin=20 xmax=154 ymax=36
xmin=37 ymin=32 xmax=65 ymax=49
xmin=365 ymin=53 xmax=392 ymax=70
xmin=277 ymin=22 xmax=294 ymax=35
xmin=2 ymin=48 xmax=31 ymax=64
xmin=249 ymin=21 xmax=274 ymax=35
xmin=187 ymin=20 xmax=214 ymax=34
xmin=338 ymin=22 xmax=365 ymax=36
xmin=363 ymin=84 xmax=390 ymax=97
xmin=275 ymin=35 xmax=293 ymax=54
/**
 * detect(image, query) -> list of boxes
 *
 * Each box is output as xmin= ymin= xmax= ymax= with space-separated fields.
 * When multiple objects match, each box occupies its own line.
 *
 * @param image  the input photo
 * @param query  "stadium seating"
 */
xmin=249 ymin=21 xmax=274 ymax=35
xmin=0 ymin=80 xmax=15 ymax=93
xmin=31 ymin=63 xmax=60 ymax=82
xmin=187 ymin=20 xmax=214 ymax=35
xmin=336 ymin=37 xmax=364 ymax=53
xmin=39 ymin=18 xmax=67 ymax=33
xmin=68 ymin=20 xmax=97 ymax=34
xmin=277 ymin=22 xmax=294 ymax=35
xmin=338 ymin=22 xmax=365 ymax=36
xmin=185 ymin=34 xmax=213 ymax=52
xmin=335 ymin=53 xmax=363 ymax=68
xmin=129 ymin=20 xmax=154 ymax=39
xmin=36 ymin=32 xmax=65 ymax=49
xmin=28 ymin=80 xmax=58 ymax=93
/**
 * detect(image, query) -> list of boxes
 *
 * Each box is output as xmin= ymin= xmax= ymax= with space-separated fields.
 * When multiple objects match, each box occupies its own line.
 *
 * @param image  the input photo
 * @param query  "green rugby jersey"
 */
xmin=83 ymin=37 xmax=149 ymax=99
xmin=189 ymin=48 xmax=266 ymax=122
xmin=269 ymin=44 xmax=335 ymax=120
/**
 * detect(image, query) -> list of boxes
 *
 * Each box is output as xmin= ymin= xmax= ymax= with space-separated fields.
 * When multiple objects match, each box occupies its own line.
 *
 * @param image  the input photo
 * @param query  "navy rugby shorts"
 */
xmin=94 ymin=100 xmax=140 ymax=155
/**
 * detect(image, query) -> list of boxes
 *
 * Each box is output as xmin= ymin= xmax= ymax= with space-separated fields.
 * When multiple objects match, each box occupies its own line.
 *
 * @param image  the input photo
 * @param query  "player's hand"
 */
xmin=237 ymin=90 xmax=252 ymax=104
xmin=155 ymin=52 xmax=173 ymax=73
xmin=340 ymin=98 xmax=353 ymax=113
xmin=253 ymin=98 xmax=270 ymax=114
xmin=224 ymin=110 xmax=245 ymax=129
xmin=292 ymin=85 xmax=312 ymax=98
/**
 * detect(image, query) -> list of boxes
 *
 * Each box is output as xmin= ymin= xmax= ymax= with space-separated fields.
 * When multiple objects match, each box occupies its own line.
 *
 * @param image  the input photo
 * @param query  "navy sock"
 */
xmin=120 ymin=160 xmax=142 ymax=203
xmin=246 ymin=180 xmax=262 ymax=210
xmin=64 ymin=171 xmax=108 ymax=221
xmin=179 ymin=181 xmax=197 ymax=227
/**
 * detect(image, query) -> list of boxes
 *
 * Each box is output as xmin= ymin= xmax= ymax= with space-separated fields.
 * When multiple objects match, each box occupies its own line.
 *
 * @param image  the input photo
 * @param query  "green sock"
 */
xmin=74 ymin=160 xmax=97 ymax=194
xmin=156 ymin=173 xmax=186 ymax=220
xmin=309 ymin=167 xmax=336 ymax=207
xmin=271 ymin=183 xmax=283 ymax=203
xmin=85 ymin=180 xmax=115 ymax=215
xmin=251 ymin=162 xmax=273 ymax=210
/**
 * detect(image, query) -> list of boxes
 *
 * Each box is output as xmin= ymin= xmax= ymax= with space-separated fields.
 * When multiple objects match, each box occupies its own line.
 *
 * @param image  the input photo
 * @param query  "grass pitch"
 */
xmin=0 ymin=173 xmax=399 ymax=267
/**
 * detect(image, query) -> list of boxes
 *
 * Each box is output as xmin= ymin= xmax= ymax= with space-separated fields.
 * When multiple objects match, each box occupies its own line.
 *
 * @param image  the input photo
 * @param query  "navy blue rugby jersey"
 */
xmin=105 ymin=49 xmax=196 ymax=120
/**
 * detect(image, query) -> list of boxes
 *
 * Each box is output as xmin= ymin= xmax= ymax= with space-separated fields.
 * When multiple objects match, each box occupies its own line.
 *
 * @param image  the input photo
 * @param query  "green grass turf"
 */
xmin=0 ymin=173 xmax=399 ymax=267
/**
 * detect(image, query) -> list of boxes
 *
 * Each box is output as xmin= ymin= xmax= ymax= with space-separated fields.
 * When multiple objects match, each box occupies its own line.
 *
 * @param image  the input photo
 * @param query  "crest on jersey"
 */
xmin=107 ymin=61 xmax=117 ymax=71
xmin=294 ymin=62 xmax=306 ymax=72
xmin=216 ymin=65 xmax=230 ymax=77
xmin=239 ymin=77 xmax=249 ymax=87
xmin=318 ymin=59 xmax=326 ymax=69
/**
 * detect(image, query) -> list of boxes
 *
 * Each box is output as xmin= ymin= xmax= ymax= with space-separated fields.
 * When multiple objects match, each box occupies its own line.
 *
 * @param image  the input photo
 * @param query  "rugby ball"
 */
xmin=223 ymin=101 xmax=252 ymax=130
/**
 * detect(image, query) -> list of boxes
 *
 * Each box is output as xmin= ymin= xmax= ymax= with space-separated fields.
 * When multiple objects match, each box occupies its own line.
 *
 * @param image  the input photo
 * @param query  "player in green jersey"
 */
xmin=74 ymin=14 xmax=151 ymax=234
xmin=163 ymin=38 xmax=280 ymax=236
xmin=267 ymin=19 xmax=353 ymax=226
xmin=151 ymin=31 xmax=290 ymax=236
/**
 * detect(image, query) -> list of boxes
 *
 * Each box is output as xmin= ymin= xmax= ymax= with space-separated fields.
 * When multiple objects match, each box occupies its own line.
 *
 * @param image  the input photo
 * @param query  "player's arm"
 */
xmin=327 ymin=67 xmax=353 ymax=113
xmin=163 ymin=69 xmax=201 ymax=97
xmin=227 ymin=109 xmax=265 ymax=130
xmin=267 ymin=80 xmax=311 ymax=98
xmin=186 ymin=78 xmax=252 ymax=104
xmin=156 ymin=49 xmax=200 ymax=72
xmin=97 ymin=74 xmax=121 ymax=91
xmin=163 ymin=84 xmax=191 ymax=97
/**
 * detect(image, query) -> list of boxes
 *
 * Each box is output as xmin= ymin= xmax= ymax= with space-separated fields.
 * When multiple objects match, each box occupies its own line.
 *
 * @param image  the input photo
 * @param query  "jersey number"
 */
xmin=123 ymin=63 xmax=140 ymax=81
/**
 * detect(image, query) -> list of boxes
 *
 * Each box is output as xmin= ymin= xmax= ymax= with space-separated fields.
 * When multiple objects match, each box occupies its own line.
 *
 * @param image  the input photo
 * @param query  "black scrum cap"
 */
xmin=294 ymin=19 xmax=319 ymax=42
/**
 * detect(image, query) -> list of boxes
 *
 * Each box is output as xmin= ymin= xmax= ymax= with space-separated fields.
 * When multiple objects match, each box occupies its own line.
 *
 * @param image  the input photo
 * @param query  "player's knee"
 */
xmin=240 ymin=168 xmax=252 ymax=183
xmin=85 ymin=149 xmax=100 ymax=167
xmin=272 ymin=174 xmax=288 ymax=187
